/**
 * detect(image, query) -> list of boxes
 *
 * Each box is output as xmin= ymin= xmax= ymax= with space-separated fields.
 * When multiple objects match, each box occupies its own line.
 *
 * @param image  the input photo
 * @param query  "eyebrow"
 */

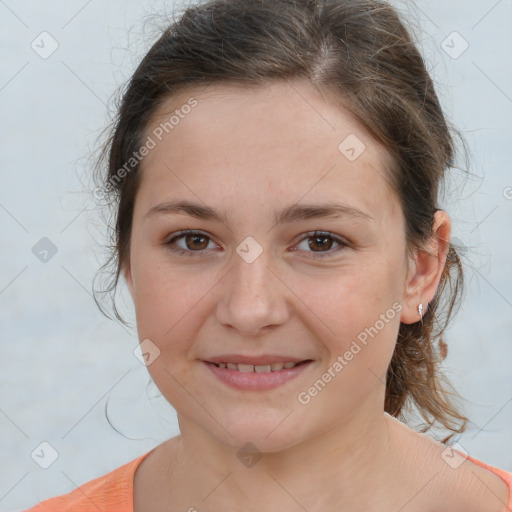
xmin=145 ymin=200 xmax=374 ymax=224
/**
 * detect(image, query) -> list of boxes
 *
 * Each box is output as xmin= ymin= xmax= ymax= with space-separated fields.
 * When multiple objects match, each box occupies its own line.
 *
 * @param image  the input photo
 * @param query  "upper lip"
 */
xmin=204 ymin=354 xmax=312 ymax=365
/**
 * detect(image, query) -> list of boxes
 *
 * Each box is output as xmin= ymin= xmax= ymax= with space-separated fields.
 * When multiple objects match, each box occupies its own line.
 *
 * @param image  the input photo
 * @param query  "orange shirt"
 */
xmin=23 ymin=448 xmax=154 ymax=512
xmin=23 ymin=448 xmax=512 ymax=512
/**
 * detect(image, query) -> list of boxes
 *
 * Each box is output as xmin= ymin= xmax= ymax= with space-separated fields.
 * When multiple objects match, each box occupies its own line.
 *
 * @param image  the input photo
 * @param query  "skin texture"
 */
xmin=124 ymin=80 xmax=509 ymax=511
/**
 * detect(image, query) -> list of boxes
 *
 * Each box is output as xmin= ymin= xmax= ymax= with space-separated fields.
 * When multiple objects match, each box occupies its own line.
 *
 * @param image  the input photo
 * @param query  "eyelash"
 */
xmin=163 ymin=230 xmax=349 ymax=259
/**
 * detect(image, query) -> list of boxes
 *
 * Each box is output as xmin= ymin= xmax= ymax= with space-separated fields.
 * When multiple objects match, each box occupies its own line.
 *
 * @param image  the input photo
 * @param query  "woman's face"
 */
xmin=124 ymin=80 xmax=423 ymax=451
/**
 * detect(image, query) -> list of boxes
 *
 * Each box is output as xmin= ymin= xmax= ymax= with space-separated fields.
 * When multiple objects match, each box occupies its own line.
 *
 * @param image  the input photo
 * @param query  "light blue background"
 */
xmin=1 ymin=1 xmax=511 ymax=510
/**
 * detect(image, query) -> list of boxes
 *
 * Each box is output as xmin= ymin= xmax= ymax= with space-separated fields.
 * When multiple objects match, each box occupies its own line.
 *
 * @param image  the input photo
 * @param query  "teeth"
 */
xmin=215 ymin=361 xmax=301 ymax=372
xmin=255 ymin=364 xmax=271 ymax=373
xmin=238 ymin=364 xmax=255 ymax=373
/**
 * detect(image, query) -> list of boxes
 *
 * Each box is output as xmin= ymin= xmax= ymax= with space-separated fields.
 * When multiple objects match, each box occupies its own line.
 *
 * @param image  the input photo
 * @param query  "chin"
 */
xmin=206 ymin=414 xmax=304 ymax=454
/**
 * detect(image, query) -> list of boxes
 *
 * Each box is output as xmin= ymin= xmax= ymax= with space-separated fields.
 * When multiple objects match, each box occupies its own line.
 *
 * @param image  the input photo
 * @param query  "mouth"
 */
xmin=202 ymin=357 xmax=314 ymax=391
xmin=206 ymin=360 xmax=312 ymax=372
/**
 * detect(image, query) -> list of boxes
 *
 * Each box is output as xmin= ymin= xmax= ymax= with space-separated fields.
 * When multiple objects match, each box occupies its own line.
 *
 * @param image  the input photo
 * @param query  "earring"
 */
xmin=418 ymin=303 xmax=423 ymax=318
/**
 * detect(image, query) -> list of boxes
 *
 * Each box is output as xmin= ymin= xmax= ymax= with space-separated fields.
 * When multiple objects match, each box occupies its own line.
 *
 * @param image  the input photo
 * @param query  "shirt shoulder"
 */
xmin=22 ymin=449 xmax=154 ymax=512
xmin=455 ymin=449 xmax=512 ymax=512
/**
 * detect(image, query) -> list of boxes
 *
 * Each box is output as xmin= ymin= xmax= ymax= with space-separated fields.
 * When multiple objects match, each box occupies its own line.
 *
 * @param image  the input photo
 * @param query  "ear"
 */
xmin=400 ymin=210 xmax=451 ymax=324
xmin=123 ymin=260 xmax=134 ymax=298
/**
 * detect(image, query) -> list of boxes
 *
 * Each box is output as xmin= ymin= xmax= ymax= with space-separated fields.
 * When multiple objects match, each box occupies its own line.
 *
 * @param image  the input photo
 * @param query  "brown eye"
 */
xmin=183 ymin=233 xmax=209 ymax=250
xmin=164 ymin=230 xmax=217 ymax=257
xmin=308 ymin=234 xmax=335 ymax=252
xmin=294 ymin=231 xmax=349 ymax=258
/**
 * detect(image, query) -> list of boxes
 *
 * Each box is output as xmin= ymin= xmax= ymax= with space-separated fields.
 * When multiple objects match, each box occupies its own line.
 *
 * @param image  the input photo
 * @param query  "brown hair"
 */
xmin=93 ymin=0 xmax=469 ymax=442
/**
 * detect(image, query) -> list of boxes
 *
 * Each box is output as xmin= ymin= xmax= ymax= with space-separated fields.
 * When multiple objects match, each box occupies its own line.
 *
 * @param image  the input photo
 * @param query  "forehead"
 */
xmin=138 ymin=80 xmax=400 ymax=223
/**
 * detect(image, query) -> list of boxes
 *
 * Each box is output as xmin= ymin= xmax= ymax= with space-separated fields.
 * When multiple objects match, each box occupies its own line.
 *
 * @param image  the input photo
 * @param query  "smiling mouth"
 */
xmin=203 ymin=358 xmax=314 ymax=391
xmin=207 ymin=360 xmax=312 ymax=373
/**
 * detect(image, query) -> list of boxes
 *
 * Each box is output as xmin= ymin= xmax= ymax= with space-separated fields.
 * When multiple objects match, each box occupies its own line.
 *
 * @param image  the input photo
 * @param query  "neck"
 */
xmin=169 ymin=409 xmax=402 ymax=510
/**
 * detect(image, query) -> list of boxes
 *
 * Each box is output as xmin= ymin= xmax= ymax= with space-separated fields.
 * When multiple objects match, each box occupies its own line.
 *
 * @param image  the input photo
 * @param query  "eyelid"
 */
xmin=163 ymin=229 xmax=220 ymax=257
xmin=163 ymin=229 xmax=350 ymax=258
xmin=291 ymin=231 xmax=350 ymax=258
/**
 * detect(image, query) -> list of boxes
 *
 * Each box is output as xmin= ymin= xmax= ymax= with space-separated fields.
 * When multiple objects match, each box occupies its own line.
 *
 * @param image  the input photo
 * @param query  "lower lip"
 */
xmin=203 ymin=361 xmax=313 ymax=391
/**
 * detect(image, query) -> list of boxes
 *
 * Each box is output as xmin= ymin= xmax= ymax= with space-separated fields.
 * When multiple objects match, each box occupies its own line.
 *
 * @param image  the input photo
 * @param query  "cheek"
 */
xmin=290 ymin=263 xmax=401 ymax=368
xmin=294 ymin=275 xmax=401 ymax=411
xmin=131 ymin=260 xmax=222 ymax=370
xmin=131 ymin=256 xmax=203 ymax=329
xmin=131 ymin=264 xmax=212 ymax=404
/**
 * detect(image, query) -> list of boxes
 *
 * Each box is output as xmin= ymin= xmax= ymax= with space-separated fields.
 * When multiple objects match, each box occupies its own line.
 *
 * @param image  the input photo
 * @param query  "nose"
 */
xmin=215 ymin=248 xmax=289 ymax=337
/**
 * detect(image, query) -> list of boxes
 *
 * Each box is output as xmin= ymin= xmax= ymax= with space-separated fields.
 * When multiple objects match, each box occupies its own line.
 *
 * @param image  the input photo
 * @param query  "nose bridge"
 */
xmin=216 ymin=239 xmax=287 ymax=335
xmin=233 ymin=245 xmax=272 ymax=296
